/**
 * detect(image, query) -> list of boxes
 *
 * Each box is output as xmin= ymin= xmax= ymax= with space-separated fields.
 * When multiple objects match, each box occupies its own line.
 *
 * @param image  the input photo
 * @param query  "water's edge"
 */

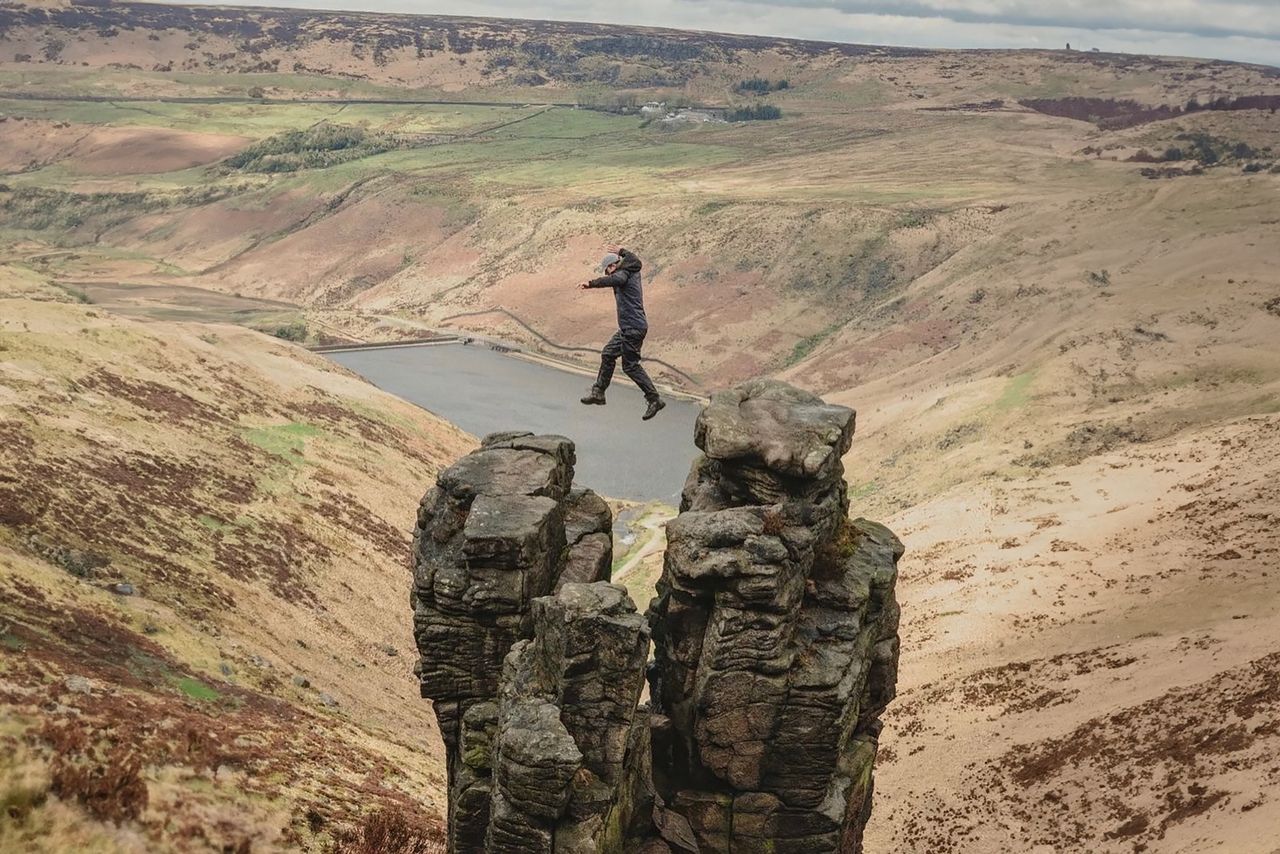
xmin=328 ymin=343 xmax=701 ymax=503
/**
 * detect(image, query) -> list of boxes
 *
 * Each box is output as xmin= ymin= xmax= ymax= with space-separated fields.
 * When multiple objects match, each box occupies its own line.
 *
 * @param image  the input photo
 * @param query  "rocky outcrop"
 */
xmin=559 ymin=488 xmax=614 ymax=591
xmin=489 ymin=583 xmax=651 ymax=852
xmin=412 ymin=382 xmax=902 ymax=854
xmin=648 ymin=380 xmax=902 ymax=853
xmin=410 ymin=431 xmax=613 ymax=851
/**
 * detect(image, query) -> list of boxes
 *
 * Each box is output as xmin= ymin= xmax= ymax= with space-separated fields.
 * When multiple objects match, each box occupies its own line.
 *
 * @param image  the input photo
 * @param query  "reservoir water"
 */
xmin=328 ymin=344 xmax=702 ymax=504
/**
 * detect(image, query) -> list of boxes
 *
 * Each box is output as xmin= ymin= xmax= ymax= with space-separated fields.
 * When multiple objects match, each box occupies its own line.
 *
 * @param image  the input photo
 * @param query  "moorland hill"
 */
xmin=1 ymin=3 xmax=1278 ymax=851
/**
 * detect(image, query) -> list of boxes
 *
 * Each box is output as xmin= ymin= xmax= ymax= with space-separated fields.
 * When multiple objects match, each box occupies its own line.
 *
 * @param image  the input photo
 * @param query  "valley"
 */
xmin=1 ymin=2 xmax=1278 ymax=852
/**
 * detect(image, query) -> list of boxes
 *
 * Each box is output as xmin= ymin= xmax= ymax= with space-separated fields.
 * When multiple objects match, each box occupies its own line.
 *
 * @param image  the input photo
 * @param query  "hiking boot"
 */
xmin=642 ymin=397 xmax=666 ymax=421
xmin=580 ymin=387 xmax=607 ymax=405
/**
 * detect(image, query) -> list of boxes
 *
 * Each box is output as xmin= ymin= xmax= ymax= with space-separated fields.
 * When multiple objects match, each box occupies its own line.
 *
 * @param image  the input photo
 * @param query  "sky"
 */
xmin=169 ymin=0 xmax=1280 ymax=66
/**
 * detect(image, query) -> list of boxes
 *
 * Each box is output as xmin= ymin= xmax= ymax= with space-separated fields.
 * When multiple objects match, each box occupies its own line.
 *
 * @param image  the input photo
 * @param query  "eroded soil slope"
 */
xmin=0 ymin=296 xmax=471 ymax=852
xmin=865 ymin=415 xmax=1280 ymax=853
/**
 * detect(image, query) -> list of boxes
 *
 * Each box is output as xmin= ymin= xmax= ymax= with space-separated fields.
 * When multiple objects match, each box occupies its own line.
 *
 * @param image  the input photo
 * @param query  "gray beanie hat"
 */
xmin=599 ymin=252 xmax=621 ymax=273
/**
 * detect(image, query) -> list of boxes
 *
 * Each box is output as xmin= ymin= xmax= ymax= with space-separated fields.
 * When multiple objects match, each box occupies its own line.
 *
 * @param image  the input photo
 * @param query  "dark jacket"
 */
xmin=587 ymin=248 xmax=648 ymax=332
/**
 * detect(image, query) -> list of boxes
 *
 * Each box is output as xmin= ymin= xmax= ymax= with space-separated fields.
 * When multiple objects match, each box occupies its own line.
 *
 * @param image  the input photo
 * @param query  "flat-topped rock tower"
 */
xmin=412 ymin=380 xmax=903 ymax=853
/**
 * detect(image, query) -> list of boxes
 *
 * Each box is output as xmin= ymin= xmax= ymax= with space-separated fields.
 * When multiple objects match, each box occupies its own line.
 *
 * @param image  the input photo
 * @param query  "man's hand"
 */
xmin=578 ymin=282 xmax=590 ymax=290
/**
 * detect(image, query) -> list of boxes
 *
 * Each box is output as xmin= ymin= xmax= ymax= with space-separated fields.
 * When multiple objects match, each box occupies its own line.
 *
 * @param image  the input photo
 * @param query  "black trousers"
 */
xmin=595 ymin=328 xmax=658 ymax=401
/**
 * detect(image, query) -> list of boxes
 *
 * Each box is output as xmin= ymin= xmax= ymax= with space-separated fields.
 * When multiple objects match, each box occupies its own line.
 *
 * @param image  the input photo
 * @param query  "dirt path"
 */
xmin=613 ymin=514 xmax=670 ymax=580
xmin=439 ymin=306 xmax=707 ymax=392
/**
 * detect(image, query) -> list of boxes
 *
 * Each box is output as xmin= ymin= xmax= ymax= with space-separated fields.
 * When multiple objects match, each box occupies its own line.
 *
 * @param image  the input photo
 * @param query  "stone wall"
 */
xmin=412 ymin=382 xmax=903 ymax=853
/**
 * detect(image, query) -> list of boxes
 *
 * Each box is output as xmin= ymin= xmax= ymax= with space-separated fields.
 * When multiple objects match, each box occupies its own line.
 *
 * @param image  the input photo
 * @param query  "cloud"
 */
xmin=163 ymin=0 xmax=1280 ymax=66
xmin=700 ymin=0 xmax=1280 ymax=41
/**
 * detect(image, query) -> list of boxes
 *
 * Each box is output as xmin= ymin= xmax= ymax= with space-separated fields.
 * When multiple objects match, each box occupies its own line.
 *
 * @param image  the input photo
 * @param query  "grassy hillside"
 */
xmin=0 ymin=10 xmax=1276 ymax=388
xmin=2 ymin=3 xmax=1279 ymax=851
xmin=0 ymin=291 xmax=471 ymax=851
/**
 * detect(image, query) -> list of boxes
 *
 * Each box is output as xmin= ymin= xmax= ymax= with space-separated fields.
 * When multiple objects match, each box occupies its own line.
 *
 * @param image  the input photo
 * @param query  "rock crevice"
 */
xmin=412 ymin=381 xmax=902 ymax=853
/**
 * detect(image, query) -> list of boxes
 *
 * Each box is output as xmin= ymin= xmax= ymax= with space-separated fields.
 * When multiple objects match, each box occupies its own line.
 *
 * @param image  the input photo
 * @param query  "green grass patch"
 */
xmin=994 ymin=371 xmax=1035 ymax=412
xmin=611 ymin=503 xmax=675 ymax=572
xmin=849 ymin=481 xmax=879 ymax=500
xmin=197 ymin=514 xmax=232 ymax=533
xmin=264 ymin=320 xmax=308 ymax=342
xmin=483 ymin=140 xmax=741 ymax=188
xmin=406 ymin=179 xmax=481 ymax=229
xmin=798 ymin=76 xmax=889 ymax=108
xmin=787 ymin=323 xmax=843 ymax=366
xmin=174 ymin=677 xmax=220 ymax=702
xmin=1 ymin=633 xmax=25 ymax=652
xmin=128 ymin=104 xmax=740 ymax=193
xmin=346 ymin=399 xmax=418 ymax=433
xmin=485 ymin=107 xmax=623 ymax=139
xmin=243 ymin=422 xmax=322 ymax=461
xmin=50 ymin=282 xmax=92 ymax=304
xmin=694 ymin=200 xmax=732 ymax=216
xmin=316 ymin=131 xmax=741 ymax=189
xmin=124 ymin=653 xmax=222 ymax=704
xmin=0 ymin=185 xmax=239 ymax=234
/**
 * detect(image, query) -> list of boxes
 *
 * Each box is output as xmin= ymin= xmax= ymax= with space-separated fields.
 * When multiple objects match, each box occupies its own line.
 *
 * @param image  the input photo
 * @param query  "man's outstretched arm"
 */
xmin=583 ymin=269 xmax=629 ymax=289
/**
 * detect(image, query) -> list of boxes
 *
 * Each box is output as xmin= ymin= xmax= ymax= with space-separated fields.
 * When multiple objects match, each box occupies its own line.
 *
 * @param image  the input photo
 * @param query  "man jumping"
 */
xmin=578 ymin=246 xmax=665 ymax=420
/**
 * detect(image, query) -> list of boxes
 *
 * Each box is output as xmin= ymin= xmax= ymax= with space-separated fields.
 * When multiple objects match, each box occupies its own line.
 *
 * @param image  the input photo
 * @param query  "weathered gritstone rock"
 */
xmin=648 ymin=380 xmax=902 ymax=854
xmin=413 ymin=381 xmax=901 ymax=854
xmin=411 ymin=432 xmax=613 ymax=853
xmin=489 ymin=583 xmax=651 ymax=853
xmin=559 ymin=488 xmax=615 ymax=591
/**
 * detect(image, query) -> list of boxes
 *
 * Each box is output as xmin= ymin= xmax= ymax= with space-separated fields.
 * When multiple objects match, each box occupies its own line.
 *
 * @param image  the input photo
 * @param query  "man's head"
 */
xmin=599 ymin=252 xmax=621 ymax=274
